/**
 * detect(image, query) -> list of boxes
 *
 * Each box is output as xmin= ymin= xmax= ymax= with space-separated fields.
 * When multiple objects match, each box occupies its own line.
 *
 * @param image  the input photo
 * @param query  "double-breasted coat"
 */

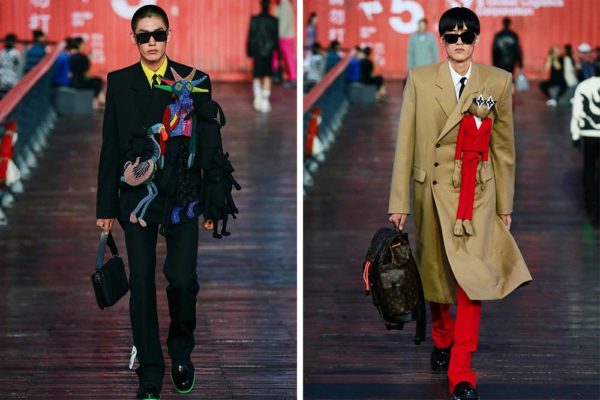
xmin=388 ymin=61 xmax=532 ymax=304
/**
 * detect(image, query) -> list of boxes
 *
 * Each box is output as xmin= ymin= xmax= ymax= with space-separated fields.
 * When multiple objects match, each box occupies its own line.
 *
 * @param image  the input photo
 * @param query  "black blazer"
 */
xmin=96 ymin=58 xmax=211 ymax=222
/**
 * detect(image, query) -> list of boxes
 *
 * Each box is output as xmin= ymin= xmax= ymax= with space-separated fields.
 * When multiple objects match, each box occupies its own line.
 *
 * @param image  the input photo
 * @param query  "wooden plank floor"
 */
xmin=304 ymin=81 xmax=600 ymax=400
xmin=0 ymin=82 xmax=296 ymax=399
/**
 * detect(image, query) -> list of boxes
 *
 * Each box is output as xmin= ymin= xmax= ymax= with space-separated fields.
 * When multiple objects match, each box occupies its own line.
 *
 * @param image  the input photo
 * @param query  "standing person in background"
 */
xmin=570 ymin=61 xmax=600 ymax=227
xmin=0 ymin=33 xmax=21 ymax=97
xmin=52 ymin=37 xmax=76 ymax=87
xmin=325 ymin=39 xmax=341 ymax=72
xmin=577 ymin=43 xmax=595 ymax=81
xmin=70 ymin=37 xmax=105 ymax=110
xmin=492 ymin=17 xmax=523 ymax=75
xmin=407 ymin=18 xmax=439 ymax=70
xmin=305 ymin=12 xmax=317 ymax=52
xmin=563 ymin=44 xmax=579 ymax=88
xmin=96 ymin=5 xmax=212 ymax=398
xmin=247 ymin=0 xmax=279 ymax=113
xmin=24 ymin=30 xmax=46 ymax=73
xmin=275 ymin=0 xmax=296 ymax=87
xmin=360 ymin=46 xmax=386 ymax=100
xmin=539 ymin=45 xmax=567 ymax=106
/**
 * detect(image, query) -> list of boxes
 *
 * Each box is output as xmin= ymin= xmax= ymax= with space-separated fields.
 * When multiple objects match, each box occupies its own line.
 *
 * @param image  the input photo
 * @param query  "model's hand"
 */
xmin=96 ymin=218 xmax=115 ymax=235
xmin=389 ymin=213 xmax=408 ymax=230
xmin=499 ymin=214 xmax=512 ymax=230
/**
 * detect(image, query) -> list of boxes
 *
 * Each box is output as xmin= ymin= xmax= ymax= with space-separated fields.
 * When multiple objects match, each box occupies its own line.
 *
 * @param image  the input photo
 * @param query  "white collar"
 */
xmin=448 ymin=61 xmax=472 ymax=100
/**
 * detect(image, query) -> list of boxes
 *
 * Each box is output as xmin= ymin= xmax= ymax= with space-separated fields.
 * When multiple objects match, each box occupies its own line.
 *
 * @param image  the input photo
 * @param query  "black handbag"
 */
xmin=91 ymin=231 xmax=129 ymax=309
xmin=362 ymin=227 xmax=426 ymax=344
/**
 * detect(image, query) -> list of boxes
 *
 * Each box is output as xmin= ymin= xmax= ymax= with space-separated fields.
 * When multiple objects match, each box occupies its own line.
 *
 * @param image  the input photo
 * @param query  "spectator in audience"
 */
xmin=360 ymin=46 xmax=386 ymax=100
xmin=539 ymin=45 xmax=567 ymax=107
xmin=595 ymin=46 xmax=600 ymax=63
xmin=407 ymin=18 xmax=439 ymax=70
xmin=346 ymin=46 xmax=363 ymax=83
xmin=69 ymin=37 xmax=105 ymax=110
xmin=577 ymin=43 xmax=595 ymax=81
xmin=0 ymin=33 xmax=21 ymax=97
xmin=304 ymin=42 xmax=324 ymax=93
xmin=325 ymin=40 xmax=341 ymax=72
xmin=24 ymin=30 xmax=47 ymax=73
xmin=247 ymin=0 xmax=279 ymax=113
xmin=570 ymin=60 xmax=600 ymax=227
xmin=492 ymin=17 xmax=523 ymax=75
xmin=306 ymin=12 xmax=317 ymax=52
xmin=52 ymin=37 xmax=76 ymax=87
xmin=274 ymin=0 xmax=296 ymax=87
xmin=563 ymin=44 xmax=579 ymax=88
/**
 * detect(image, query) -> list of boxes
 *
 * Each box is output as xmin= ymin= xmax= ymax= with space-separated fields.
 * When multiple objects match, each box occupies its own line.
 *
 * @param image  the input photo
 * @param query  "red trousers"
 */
xmin=430 ymin=285 xmax=481 ymax=393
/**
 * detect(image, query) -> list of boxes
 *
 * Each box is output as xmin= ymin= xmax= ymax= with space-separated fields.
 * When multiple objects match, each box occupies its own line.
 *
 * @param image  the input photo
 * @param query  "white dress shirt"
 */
xmin=449 ymin=62 xmax=482 ymax=128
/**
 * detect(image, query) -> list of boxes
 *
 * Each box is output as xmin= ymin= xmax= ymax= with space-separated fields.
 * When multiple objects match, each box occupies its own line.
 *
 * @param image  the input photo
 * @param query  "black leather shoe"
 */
xmin=171 ymin=361 xmax=195 ymax=394
xmin=450 ymin=381 xmax=480 ymax=400
xmin=431 ymin=346 xmax=451 ymax=372
xmin=136 ymin=384 xmax=161 ymax=400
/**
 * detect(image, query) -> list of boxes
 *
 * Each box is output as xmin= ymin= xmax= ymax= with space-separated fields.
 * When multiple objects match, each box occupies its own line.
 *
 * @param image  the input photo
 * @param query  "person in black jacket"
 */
xmin=492 ymin=18 xmax=523 ymax=74
xmin=95 ymin=5 xmax=211 ymax=399
xmin=247 ymin=0 xmax=279 ymax=112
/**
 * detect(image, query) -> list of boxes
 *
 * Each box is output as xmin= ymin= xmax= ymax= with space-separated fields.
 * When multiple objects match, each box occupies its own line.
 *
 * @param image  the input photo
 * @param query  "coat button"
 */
xmin=434 ymin=162 xmax=439 ymax=167
xmin=433 ymin=180 xmax=438 ymax=185
xmin=435 ymin=144 xmax=441 ymax=148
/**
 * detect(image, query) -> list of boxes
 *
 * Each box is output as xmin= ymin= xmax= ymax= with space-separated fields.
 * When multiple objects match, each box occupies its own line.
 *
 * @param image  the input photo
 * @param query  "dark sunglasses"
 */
xmin=443 ymin=31 xmax=476 ymax=45
xmin=135 ymin=30 xmax=168 ymax=44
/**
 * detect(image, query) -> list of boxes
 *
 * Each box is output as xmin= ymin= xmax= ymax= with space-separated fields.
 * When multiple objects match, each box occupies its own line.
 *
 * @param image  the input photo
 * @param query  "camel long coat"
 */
xmin=388 ymin=61 xmax=532 ymax=304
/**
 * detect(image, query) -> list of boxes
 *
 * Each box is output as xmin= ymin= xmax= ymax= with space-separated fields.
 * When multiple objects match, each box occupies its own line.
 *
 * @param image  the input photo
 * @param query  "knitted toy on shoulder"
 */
xmin=452 ymin=94 xmax=495 ymax=236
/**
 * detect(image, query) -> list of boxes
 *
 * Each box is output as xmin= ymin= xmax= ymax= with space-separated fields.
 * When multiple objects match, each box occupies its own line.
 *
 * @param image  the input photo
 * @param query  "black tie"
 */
xmin=458 ymin=77 xmax=467 ymax=99
xmin=151 ymin=74 xmax=159 ymax=88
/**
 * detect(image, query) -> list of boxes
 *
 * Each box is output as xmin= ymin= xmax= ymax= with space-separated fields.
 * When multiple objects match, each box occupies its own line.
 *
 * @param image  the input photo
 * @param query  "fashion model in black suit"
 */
xmin=96 ymin=5 xmax=210 ymax=399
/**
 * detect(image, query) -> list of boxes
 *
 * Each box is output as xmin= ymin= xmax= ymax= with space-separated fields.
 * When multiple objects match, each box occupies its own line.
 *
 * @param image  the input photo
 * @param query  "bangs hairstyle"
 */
xmin=131 ymin=5 xmax=169 ymax=32
xmin=438 ymin=7 xmax=480 ymax=36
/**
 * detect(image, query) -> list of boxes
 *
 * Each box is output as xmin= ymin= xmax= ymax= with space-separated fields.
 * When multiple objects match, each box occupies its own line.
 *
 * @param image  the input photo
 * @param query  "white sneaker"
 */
xmin=252 ymin=82 xmax=262 ymax=112
xmin=261 ymin=90 xmax=272 ymax=112
xmin=546 ymin=99 xmax=557 ymax=107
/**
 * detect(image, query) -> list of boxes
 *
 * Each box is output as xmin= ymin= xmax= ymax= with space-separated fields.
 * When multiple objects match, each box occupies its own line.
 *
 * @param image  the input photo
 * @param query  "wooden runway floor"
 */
xmin=304 ymin=81 xmax=600 ymax=399
xmin=0 ymin=83 xmax=296 ymax=399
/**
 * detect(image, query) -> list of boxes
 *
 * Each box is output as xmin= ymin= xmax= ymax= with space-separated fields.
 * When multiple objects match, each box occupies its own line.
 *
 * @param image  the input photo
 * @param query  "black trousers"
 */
xmin=582 ymin=136 xmax=600 ymax=222
xmin=122 ymin=219 xmax=200 ymax=388
xmin=539 ymin=79 xmax=567 ymax=100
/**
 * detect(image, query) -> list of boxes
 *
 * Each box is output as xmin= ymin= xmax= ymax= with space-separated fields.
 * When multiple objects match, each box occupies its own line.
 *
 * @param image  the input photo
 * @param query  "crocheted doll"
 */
xmin=452 ymin=94 xmax=495 ymax=236
xmin=121 ymin=123 xmax=164 ymax=227
xmin=154 ymin=67 xmax=209 ymax=226
xmin=196 ymin=100 xmax=241 ymax=239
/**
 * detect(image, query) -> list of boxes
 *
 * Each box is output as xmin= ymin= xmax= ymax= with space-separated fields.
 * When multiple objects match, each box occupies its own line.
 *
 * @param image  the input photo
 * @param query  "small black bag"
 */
xmin=362 ymin=227 xmax=426 ymax=344
xmin=91 ymin=231 xmax=129 ymax=309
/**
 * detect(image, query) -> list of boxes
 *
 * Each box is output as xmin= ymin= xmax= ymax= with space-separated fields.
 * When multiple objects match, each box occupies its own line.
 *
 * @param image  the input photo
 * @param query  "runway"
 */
xmin=304 ymin=81 xmax=600 ymax=399
xmin=0 ymin=83 xmax=296 ymax=399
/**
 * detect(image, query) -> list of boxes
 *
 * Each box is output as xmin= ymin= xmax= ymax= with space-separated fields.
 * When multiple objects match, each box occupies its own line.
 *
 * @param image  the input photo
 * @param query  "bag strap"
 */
xmin=95 ymin=231 xmax=120 ymax=271
xmin=215 ymin=101 xmax=226 ymax=127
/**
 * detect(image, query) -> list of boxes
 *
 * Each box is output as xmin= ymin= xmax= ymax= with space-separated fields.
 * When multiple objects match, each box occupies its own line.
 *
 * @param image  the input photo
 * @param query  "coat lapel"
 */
xmin=436 ymin=62 xmax=482 ymax=143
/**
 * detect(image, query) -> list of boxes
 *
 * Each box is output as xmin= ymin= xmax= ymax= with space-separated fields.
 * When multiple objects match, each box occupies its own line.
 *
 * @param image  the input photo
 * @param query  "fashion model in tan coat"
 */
xmin=388 ymin=7 xmax=532 ymax=400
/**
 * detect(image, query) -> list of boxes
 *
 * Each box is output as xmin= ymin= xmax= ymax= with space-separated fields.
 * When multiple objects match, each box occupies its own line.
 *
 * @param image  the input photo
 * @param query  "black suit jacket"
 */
xmin=96 ymin=58 xmax=211 ymax=222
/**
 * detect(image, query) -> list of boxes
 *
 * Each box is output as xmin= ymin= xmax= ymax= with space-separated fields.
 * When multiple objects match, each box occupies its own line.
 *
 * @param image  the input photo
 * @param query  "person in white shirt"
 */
xmin=570 ymin=61 xmax=600 ymax=226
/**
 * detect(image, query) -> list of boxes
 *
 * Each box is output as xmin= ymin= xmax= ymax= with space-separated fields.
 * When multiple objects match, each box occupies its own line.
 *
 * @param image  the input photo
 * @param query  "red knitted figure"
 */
xmin=452 ymin=95 xmax=495 ymax=236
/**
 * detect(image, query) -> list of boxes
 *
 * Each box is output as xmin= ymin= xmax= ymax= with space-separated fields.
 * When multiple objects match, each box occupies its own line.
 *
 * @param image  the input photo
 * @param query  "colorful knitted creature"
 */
xmin=155 ymin=67 xmax=208 ymax=169
xmin=121 ymin=123 xmax=164 ymax=227
xmin=0 ymin=121 xmax=20 ymax=189
xmin=452 ymin=94 xmax=495 ymax=236
xmin=154 ymin=67 xmax=209 ymax=226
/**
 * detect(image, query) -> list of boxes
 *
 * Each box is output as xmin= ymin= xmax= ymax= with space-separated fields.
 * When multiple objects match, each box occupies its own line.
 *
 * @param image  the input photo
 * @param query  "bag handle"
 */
xmin=95 ymin=231 xmax=120 ymax=272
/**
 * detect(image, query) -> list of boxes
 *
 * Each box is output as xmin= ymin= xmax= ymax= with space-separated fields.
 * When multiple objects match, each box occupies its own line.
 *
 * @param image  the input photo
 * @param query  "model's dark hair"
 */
xmin=438 ymin=7 xmax=480 ymax=36
xmin=502 ymin=17 xmax=511 ymax=29
xmin=131 ymin=5 xmax=169 ymax=32
xmin=261 ymin=0 xmax=270 ymax=13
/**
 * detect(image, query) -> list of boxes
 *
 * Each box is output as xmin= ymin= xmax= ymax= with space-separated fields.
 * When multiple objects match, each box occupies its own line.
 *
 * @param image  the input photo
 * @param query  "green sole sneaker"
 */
xmin=171 ymin=373 xmax=195 ymax=394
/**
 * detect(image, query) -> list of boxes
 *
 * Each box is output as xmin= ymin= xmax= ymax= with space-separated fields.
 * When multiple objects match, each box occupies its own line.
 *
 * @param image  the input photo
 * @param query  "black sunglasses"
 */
xmin=135 ymin=30 xmax=168 ymax=44
xmin=443 ymin=31 xmax=476 ymax=45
